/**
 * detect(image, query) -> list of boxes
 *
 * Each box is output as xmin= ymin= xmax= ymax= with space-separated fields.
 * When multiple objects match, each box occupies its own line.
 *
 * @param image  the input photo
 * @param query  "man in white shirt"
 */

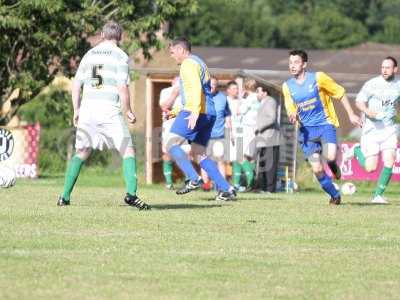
xmin=58 ymin=21 xmax=150 ymax=210
xmin=159 ymin=76 xmax=181 ymax=189
xmin=239 ymin=78 xmax=262 ymax=190
xmin=344 ymin=57 xmax=400 ymax=204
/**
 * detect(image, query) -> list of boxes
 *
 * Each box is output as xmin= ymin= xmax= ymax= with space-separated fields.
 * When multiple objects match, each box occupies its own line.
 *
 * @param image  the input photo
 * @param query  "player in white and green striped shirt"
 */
xmin=58 ymin=21 xmax=150 ymax=210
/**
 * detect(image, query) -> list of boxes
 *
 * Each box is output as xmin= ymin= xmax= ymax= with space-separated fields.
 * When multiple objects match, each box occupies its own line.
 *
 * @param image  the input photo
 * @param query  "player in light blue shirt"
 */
xmin=201 ymin=77 xmax=231 ymax=190
xmin=344 ymin=56 xmax=400 ymax=204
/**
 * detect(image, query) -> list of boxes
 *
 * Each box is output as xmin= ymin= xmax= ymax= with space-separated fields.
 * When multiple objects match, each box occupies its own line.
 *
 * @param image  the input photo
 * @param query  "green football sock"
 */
xmin=232 ymin=162 xmax=242 ymax=187
xmin=163 ymin=160 xmax=174 ymax=185
xmin=374 ymin=166 xmax=392 ymax=197
xmin=62 ymin=155 xmax=84 ymax=201
xmin=123 ymin=157 xmax=137 ymax=196
xmin=242 ymin=160 xmax=254 ymax=188
xmin=354 ymin=145 xmax=366 ymax=169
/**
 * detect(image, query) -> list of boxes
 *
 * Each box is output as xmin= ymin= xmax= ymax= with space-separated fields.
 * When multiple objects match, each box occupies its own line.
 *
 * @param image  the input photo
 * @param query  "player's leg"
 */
xmin=192 ymin=118 xmax=235 ymax=200
xmin=242 ymin=126 xmax=256 ymax=189
xmin=201 ymin=155 xmax=226 ymax=191
xmin=121 ymin=146 xmax=138 ymax=197
xmin=167 ymin=133 xmax=201 ymax=185
xmin=58 ymin=122 xmax=95 ymax=205
xmin=345 ymin=132 xmax=379 ymax=171
xmin=242 ymin=158 xmax=255 ymax=190
xmin=119 ymin=145 xmax=150 ymax=210
xmin=321 ymin=125 xmax=340 ymax=179
xmin=322 ymin=143 xmax=341 ymax=179
xmin=217 ymin=160 xmax=226 ymax=178
xmin=371 ymin=134 xmax=397 ymax=204
xmin=109 ymin=115 xmax=150 ymax=210
xmin=162 ymin=153 xmax=174 ymax=189
xmin=230 ymin=132 xmax=243 ymax=190
xmin=212 ymin=138 xmax=227 ymax=178
xmin=300 ymin=126 xmax=340 ymax=204
xmin=201 ymin=140 xmax=214 ymax=191
xmin=308 ymin=152 xmax=341 ymax=204
xmin=59 ymin=147 xmax=92 ymax=205
xmin=162 ymin=119 xmax=175 ymax=189
xmin=232 ymin=161 xmax=242 ymax=189
xmin=167 ymin=111 xmax=201 ymax=186
xmin=193 ymin=143 xmax=235 ymax=200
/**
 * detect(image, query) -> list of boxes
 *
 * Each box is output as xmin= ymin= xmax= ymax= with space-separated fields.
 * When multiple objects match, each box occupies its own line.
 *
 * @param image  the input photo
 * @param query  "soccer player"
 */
xmin=57 ymin=21 xmax=150 ymax=210
xmin=201 ymin=76 xmax=231 ymax=190
xmin=159 ymin=76 xmax=181 ymax=190
xmin=282 ymin=49 xmax=361 ymax=205
xmin=167 ymin=37 xmax=236 ymax=201
xmin=240 ymin=79 xmax=262 ymax=190
xmin=344 ymin=57 xmax=400 ymax=204
xmin=226 ymin=80 xmax=245 ymax=191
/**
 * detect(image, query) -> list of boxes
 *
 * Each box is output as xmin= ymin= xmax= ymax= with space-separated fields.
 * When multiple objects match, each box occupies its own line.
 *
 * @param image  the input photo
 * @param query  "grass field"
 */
xmin=1 ymin=172 xmax=400 ymax=300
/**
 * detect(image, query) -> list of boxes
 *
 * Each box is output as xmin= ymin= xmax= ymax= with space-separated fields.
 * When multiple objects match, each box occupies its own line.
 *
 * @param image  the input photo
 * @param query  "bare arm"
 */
xmin=160 ymin=85 xmax=180 ymax=111
xmin=118 ymin=85 xmax=136 ymax=123
xmin=355 ymin=100 xmax=378 ymax=119
xmin=71 ymin=80 xmax=82 ymax=127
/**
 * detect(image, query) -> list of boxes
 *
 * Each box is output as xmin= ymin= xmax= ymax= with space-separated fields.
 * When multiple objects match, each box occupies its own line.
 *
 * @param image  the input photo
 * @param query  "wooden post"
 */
xmin=145 ymin=77 xmax=153 ymax=184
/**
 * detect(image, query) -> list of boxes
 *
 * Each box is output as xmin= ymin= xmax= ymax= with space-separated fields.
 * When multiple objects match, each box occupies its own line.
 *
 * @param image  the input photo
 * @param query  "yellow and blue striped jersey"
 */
xmin=282 ymin=72 xmax=345 ymax=127
xmin=179 ymin=55 xmax=216 ymax=116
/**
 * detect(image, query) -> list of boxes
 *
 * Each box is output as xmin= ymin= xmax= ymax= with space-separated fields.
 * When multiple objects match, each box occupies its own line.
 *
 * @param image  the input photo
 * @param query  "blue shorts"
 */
xmin=170 ymin=110 xmax=216 ymax=147
xmin=298 ymin=125 xmax=337 ymax=158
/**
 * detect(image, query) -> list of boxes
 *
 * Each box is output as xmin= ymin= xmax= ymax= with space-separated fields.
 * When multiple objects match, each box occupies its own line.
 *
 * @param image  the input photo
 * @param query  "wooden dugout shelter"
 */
xmin=132 ymin=65 xmax=297 ymax=185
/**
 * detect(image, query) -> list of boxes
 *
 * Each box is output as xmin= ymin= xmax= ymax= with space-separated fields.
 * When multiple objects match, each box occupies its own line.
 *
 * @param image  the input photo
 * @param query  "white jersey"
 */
xmin=75 ymin=41 xmax=130 ymax=113
xmin=227 ymin=96 xmax=242 ymax=130
xmin=240 ymin=92 xmax=261 ymax=128
xmin=159 ymin=86 xmax=182 ymax=111
xmin=356 ymin=75 xmax=400 ymax=135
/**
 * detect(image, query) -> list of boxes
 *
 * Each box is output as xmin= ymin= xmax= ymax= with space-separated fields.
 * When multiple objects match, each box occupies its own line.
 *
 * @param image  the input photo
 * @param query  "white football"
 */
xmin=0 ymin=167 xmax=16 ymax=188
xmin=341 ymin=182 xmax=356 ymax=195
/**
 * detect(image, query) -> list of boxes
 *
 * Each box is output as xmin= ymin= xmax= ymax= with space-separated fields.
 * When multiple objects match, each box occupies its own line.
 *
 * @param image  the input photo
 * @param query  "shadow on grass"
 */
xmin=146 ymin=203 xmax=224 ymax=210
xmin=196 ymin=195 xmax=284 ymax=201
xmin=343 ymin=202 xmax=399 ymax=207
xmin=39 ymin=174 xmax=64 ymax=179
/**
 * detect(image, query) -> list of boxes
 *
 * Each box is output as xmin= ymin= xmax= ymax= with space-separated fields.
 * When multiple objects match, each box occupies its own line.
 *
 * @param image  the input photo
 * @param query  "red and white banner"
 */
xmin=331 ymin=142 xmax=400 ymax=181
xmin=0 ymin=123 xmax=41 ymax=178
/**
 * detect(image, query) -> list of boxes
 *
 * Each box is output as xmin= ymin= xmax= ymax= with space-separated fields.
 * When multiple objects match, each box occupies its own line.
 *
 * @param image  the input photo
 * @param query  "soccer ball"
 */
xmin=0 ymin=167 xmax=16 ymax=188
xmin=341 ymin=182 xmax=357 ymax=195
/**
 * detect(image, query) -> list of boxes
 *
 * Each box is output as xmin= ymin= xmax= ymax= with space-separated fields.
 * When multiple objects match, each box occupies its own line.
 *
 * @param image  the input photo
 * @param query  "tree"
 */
xmin=309 ymin=6 xmax=367 ymax=49
xmin=169 ymin=0 xmax=277 ymax=48
xmin=171 ymin=0 xmax=400 ymax=50
xmin=0 ymin=0 xmax=197 ymax=125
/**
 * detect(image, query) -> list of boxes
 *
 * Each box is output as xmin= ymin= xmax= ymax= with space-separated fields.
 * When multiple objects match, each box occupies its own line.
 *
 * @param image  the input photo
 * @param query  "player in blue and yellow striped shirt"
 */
xmin=167 ymin=37 xmax=236 ymax=201
xmin=282 ymin=50 xmax=361 ymax=205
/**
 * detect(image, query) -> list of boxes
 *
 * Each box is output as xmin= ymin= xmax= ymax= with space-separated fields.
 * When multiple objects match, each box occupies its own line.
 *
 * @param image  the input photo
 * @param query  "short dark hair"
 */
xmin=257 ymin=86 xmax=268 ymax=93
xmin=171 ymin=37 xmax=191 ymax=52
xmin=289 ymin=49 xmax=308 ymax=62
xmin=210 ymin=75 xmax=218 ymax=81
xmin=384 ymin=56 xmax=398 ymax=67
xmin=226 ymin=80 xmax=238 ymax=88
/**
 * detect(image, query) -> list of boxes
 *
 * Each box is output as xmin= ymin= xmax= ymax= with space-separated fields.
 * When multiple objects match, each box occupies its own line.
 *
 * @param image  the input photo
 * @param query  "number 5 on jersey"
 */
xmin=91 ymin=64 xmax=104 ymax=88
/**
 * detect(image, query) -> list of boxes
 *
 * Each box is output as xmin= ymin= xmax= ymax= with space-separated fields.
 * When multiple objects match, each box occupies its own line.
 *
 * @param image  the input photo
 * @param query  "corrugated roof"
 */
xmin=193 ymin=42 xmax=400 ymax=96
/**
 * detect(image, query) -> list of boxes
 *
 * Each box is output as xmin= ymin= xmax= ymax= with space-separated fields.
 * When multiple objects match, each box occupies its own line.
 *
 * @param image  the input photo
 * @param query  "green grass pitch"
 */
xmin=1 ymin=173 xmax=400 ymax=299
